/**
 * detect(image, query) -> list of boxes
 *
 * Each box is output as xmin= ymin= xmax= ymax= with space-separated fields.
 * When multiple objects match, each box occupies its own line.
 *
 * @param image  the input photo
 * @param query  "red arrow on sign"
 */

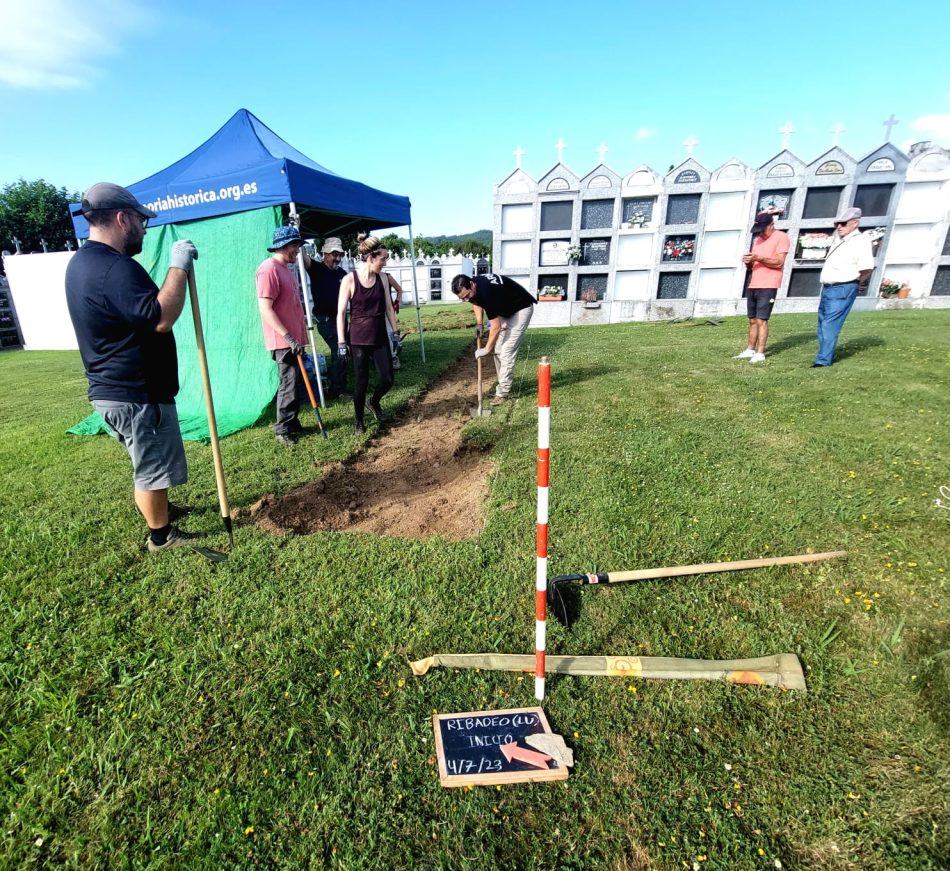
xmin=500 ymin=741 xmax=552 ymax=769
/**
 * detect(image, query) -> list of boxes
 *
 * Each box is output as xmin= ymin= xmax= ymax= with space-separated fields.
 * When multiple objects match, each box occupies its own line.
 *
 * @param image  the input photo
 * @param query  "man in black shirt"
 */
xmin=304 ymin=237 xmax=348 ymax=398
xmin=66 ymin=182 xmax=199 ymax=553
xmin=450 ymin=272 xmax=534 ymax=405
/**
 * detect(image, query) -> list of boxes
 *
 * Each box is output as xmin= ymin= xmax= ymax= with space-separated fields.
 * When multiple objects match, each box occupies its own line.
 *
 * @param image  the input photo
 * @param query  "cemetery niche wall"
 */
xmin=491 ymin=143 xmax=950 ymax=326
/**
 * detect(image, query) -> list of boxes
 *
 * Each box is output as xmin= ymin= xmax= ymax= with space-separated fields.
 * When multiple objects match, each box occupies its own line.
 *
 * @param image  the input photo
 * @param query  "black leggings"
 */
xmin=351 ymin=343 xmax=394 ymax=424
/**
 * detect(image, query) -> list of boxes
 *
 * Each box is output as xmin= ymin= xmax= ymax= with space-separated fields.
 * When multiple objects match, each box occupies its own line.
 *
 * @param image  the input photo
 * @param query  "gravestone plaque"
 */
xmin=657 ymin=272 xmax=689 ymax=299
xmin=767 ymin=163 xmax=795 ymax=178
xmin=757 ymin=190 xmax=793 ymax=218
xmin=666 ymin=194 xmax=701 ymax=225
xmin=932 ymin=265 xmax=950 ymax=296
xmin=853 ymin=184 xmax=894 ymax=216
xmin=540 ymin=201 xmax=573 ymax=231
xmin=432 ymin=707 xmax=569 ymax=787
xmin=540 ymin=240 xmax=571 ymax=266
xmin=581 ymin=239 xmax=610 ymax=266
xmin=622 ymin=197 xmax=655 ymax=223
xmin=803 ymin=187 xmax=843 ymax=219
xmin=787 ymin=268 xmax=821 ymax=297
xmin=581 ymin=199 xmax=614 ymax=229
xmin=816 ymin=160 xmax=844 ymax=175
xmin=588 ymin=175 xmax=612 ymax=189
xmin=867 ymin=158 xmax=896 ymax=172
xmin=577 ymin=274 xmax=608 ymax=301
xmin=675 ymin=169 xmax=700 ymax=184
xmin=546 ymin=178 xmax=570 ymax=191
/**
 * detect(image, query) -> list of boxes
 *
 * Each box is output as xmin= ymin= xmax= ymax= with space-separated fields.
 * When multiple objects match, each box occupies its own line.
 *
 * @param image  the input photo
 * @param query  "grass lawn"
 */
xmin=1 ymin=309 xmax=948 ymax=869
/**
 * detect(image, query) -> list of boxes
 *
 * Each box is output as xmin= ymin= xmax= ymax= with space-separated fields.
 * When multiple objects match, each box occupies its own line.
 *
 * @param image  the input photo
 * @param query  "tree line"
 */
xmin=0 ymin=177 xmax=492 ymax=265
xmin=0 ymin=179 xmax=79 ymax=257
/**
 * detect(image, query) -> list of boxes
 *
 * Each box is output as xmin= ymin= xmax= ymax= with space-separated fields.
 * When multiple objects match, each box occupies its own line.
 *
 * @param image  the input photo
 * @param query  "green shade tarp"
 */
xmin=68 ymin=206 xmax=281 ymax=441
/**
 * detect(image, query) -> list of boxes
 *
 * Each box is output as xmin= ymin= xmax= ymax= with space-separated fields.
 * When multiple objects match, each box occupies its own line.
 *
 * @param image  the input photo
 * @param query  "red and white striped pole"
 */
xmin=535 ymin=356 xmax=551 ymax=700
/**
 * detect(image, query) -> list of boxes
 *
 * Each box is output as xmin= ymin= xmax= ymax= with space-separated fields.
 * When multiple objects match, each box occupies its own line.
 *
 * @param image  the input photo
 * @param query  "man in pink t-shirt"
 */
xmin=734 ymin=211 xmax=790 ymax=364
xmin=256 ymin=226 xmax=309 ymax=446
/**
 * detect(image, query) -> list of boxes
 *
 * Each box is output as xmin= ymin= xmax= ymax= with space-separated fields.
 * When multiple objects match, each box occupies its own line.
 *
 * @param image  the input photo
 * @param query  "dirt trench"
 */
xmin=249 ymin=353 xmax=495 ymax=540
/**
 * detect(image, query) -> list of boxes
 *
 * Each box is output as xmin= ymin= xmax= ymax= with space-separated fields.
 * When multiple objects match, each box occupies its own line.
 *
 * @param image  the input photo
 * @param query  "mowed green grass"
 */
xmin=1 ymin=309 xmax=948 ymax=870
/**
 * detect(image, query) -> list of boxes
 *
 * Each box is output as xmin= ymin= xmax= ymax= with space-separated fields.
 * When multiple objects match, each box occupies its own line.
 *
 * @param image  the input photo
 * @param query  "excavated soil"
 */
xmin=248 ymin=353 xmax=495 ymax=540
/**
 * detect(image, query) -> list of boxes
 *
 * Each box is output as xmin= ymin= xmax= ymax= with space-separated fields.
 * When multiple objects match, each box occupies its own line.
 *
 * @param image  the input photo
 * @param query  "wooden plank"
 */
xmin=433 ymin=707 xmax=569 ymax=788
xmin=412 ymin=653 xmax=806 ymax=691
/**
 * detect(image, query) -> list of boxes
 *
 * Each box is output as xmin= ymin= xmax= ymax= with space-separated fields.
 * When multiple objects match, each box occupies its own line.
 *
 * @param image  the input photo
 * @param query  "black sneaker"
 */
xmin=354 ymin=422 xmax=366 ymax=435
xmin=147 ymin=526 xmax=201 ymax=554
xmin=275 ymin=433 xmax=297 ymax=447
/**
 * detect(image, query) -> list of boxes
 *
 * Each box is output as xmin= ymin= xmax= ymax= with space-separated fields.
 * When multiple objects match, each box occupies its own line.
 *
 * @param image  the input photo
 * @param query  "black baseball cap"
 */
xmin=751 ymin=211 xmax=774 ymax=232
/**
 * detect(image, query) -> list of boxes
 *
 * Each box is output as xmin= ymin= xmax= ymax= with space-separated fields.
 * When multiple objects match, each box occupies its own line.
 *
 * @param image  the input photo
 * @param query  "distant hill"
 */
xmin=424 ymin=230 xmax=492 ymax=248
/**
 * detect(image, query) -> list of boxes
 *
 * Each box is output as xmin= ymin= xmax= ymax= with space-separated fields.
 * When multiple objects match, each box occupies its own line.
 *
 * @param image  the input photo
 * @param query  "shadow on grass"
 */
xmin=767 ymin=331 xmax=814 ymax=355
xmin=834 ymin=335 xmax=886 ymax=361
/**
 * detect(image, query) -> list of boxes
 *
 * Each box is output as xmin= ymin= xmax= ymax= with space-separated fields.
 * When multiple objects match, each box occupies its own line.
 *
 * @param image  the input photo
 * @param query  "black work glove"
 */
xmin=284 ymin=333 xmax=304 ymax=356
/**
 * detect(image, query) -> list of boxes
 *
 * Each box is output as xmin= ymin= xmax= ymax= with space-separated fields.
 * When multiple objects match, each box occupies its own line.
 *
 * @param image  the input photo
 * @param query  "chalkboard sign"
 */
xmin=432 ymin=707 xmax=569 ymax=787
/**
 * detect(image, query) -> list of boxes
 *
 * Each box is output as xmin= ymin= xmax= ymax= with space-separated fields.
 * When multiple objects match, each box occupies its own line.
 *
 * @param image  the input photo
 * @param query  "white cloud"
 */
xmin=0 ymin=0 xmax=152 ymax=89
xmin=910 ymin=113 xmax=950 ymax=142
xmin=634 ymin=128 xmax=656 ymax=141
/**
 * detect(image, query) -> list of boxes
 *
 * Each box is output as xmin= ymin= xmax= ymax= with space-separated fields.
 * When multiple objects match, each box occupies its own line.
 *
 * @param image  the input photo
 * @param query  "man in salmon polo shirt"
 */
xmin=256 ymin=225 xmax=309 ymax=447
xmin=734 ymin=211 xmax=790 ymax=364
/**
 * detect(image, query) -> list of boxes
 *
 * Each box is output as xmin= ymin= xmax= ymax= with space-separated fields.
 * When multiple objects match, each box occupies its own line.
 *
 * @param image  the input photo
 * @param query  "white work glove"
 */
xmin=474 ymin=347 xmax=490 ymax=359
xmin=170 ymin=240 xmax=198 ymax=272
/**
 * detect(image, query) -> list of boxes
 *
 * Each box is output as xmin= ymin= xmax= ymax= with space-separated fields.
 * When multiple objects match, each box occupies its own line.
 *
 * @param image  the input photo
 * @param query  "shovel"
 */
xmin=469 ymin=330 xmax=491 ymax=418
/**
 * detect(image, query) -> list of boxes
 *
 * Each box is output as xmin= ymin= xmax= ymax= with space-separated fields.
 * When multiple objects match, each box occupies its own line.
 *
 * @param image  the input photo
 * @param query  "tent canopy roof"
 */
xmin=71 ymin=109 xmax=411 ymax=237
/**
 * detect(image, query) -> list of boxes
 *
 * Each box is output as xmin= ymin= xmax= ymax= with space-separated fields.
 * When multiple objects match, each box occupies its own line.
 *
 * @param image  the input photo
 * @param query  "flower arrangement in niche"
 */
xmin=879 ymin=277 xmax=901 ymax=296
xmin=663 ymin=237 xmax=695 ymax=261
xmin=567 ymin=245 xmax=582 ymax=263
xmin=580 ymin=287 xmax=600 ymax=303
xmin=539 ymin=285 xmax=564 ymax=300
xmin=798 ymin=232 xmax=833 ymax=260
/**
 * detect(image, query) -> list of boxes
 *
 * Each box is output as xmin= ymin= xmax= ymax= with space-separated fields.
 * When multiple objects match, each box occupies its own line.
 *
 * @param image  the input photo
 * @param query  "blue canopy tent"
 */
xmin=69 ymin=109 xmax=426 ymax=440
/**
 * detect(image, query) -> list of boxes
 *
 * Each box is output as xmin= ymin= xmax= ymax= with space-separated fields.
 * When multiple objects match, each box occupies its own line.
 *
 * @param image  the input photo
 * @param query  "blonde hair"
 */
xmin=357 ymin=233 xmax=387 ymax=260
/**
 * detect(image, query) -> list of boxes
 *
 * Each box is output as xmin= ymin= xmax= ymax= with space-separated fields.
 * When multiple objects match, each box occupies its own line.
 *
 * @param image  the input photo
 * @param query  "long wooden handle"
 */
xmin=187 ymin=268 xmax=231 ymax=528
xmin=475 ymin=331 xmax=483 ymax=409
xmin=604 ymin=550 xmax=847 ymax=584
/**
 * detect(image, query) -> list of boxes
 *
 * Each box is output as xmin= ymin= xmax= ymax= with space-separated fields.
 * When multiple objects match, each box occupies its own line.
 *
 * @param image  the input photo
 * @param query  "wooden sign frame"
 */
xmin=432 ymin=707 xmax=569 ymax=787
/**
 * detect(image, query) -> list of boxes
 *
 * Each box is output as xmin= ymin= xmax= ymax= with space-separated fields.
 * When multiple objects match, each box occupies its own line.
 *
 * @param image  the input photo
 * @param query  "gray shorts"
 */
xmin=93 ymin=401 xmax=188 ymax=491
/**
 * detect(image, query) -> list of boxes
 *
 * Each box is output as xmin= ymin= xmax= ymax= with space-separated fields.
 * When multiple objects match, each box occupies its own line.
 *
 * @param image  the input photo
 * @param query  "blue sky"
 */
xmin=2 ymin=0 xmax=949 ymax=236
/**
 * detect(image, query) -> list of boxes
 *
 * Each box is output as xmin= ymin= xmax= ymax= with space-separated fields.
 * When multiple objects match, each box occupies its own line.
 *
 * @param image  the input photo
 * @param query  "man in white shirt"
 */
xmin=813 ymin=207 xmax=874 ymax=367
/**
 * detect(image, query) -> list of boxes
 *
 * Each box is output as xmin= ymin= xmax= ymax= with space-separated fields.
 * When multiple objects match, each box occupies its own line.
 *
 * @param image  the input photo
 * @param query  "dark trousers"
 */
xmin=272 ymin=348 xmax=304 ymax=436
xmin=352 ymin=344 xmax=394 ymax=425
xmin=315 ymin=314 xmax=347 ymax=395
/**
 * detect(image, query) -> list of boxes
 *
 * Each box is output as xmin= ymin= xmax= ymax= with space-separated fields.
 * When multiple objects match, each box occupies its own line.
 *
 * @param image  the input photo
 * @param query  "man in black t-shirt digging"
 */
xmin=450 ymin=272 xmax=535 ymax=405
xmin=66 ymin=182 xmax=199 ymax=554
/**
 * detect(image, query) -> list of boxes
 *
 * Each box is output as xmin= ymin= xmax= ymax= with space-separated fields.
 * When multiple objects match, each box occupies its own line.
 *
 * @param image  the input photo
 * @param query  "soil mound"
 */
xmin=250 ymin=354 xmax=494 ymax=540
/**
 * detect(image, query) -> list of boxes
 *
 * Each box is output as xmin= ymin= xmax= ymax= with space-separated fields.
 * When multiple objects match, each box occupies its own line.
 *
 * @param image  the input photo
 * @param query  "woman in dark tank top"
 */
xmin=336 ymin=234 xmax=401 ymax=433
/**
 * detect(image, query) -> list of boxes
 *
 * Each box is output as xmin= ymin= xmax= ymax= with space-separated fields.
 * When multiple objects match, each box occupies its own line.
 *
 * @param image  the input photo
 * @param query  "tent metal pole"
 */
xmin=407 ymin=224 xmax=426 ymax=363
xmin=289 ymin=201 xmax=326 ymax=408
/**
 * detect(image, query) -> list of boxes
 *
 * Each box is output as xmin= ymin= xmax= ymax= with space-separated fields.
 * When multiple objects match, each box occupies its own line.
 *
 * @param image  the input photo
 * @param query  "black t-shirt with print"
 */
xmin=471 ymin=273 xmax=535 ymax=319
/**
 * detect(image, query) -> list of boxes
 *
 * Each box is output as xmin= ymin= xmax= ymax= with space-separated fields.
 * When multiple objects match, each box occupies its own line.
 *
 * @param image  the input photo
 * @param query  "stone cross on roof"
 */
xmin=596 ymin=142 xmax=609 ymax=163
xmin=555 ymin=137 xmax=566 ymax=163
xmin=883 ymin=113 xmax=899 ymax=141
xmin=683 ymin=135 xmax=699 ymax=157
xmin=779 ymin=121 xmax=796 ymax=149
xmin=830 ymin=122 xmax=846 ymax=146
xmin=513 ymin=145 xmax=525 ymax=169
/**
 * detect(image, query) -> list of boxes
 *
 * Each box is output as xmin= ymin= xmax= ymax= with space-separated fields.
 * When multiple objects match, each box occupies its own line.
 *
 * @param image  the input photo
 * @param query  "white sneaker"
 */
xmin=749 ymin=352 xmax=766 ymax=364
xmin=733 ymin=348 xmax=755 ymax=359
